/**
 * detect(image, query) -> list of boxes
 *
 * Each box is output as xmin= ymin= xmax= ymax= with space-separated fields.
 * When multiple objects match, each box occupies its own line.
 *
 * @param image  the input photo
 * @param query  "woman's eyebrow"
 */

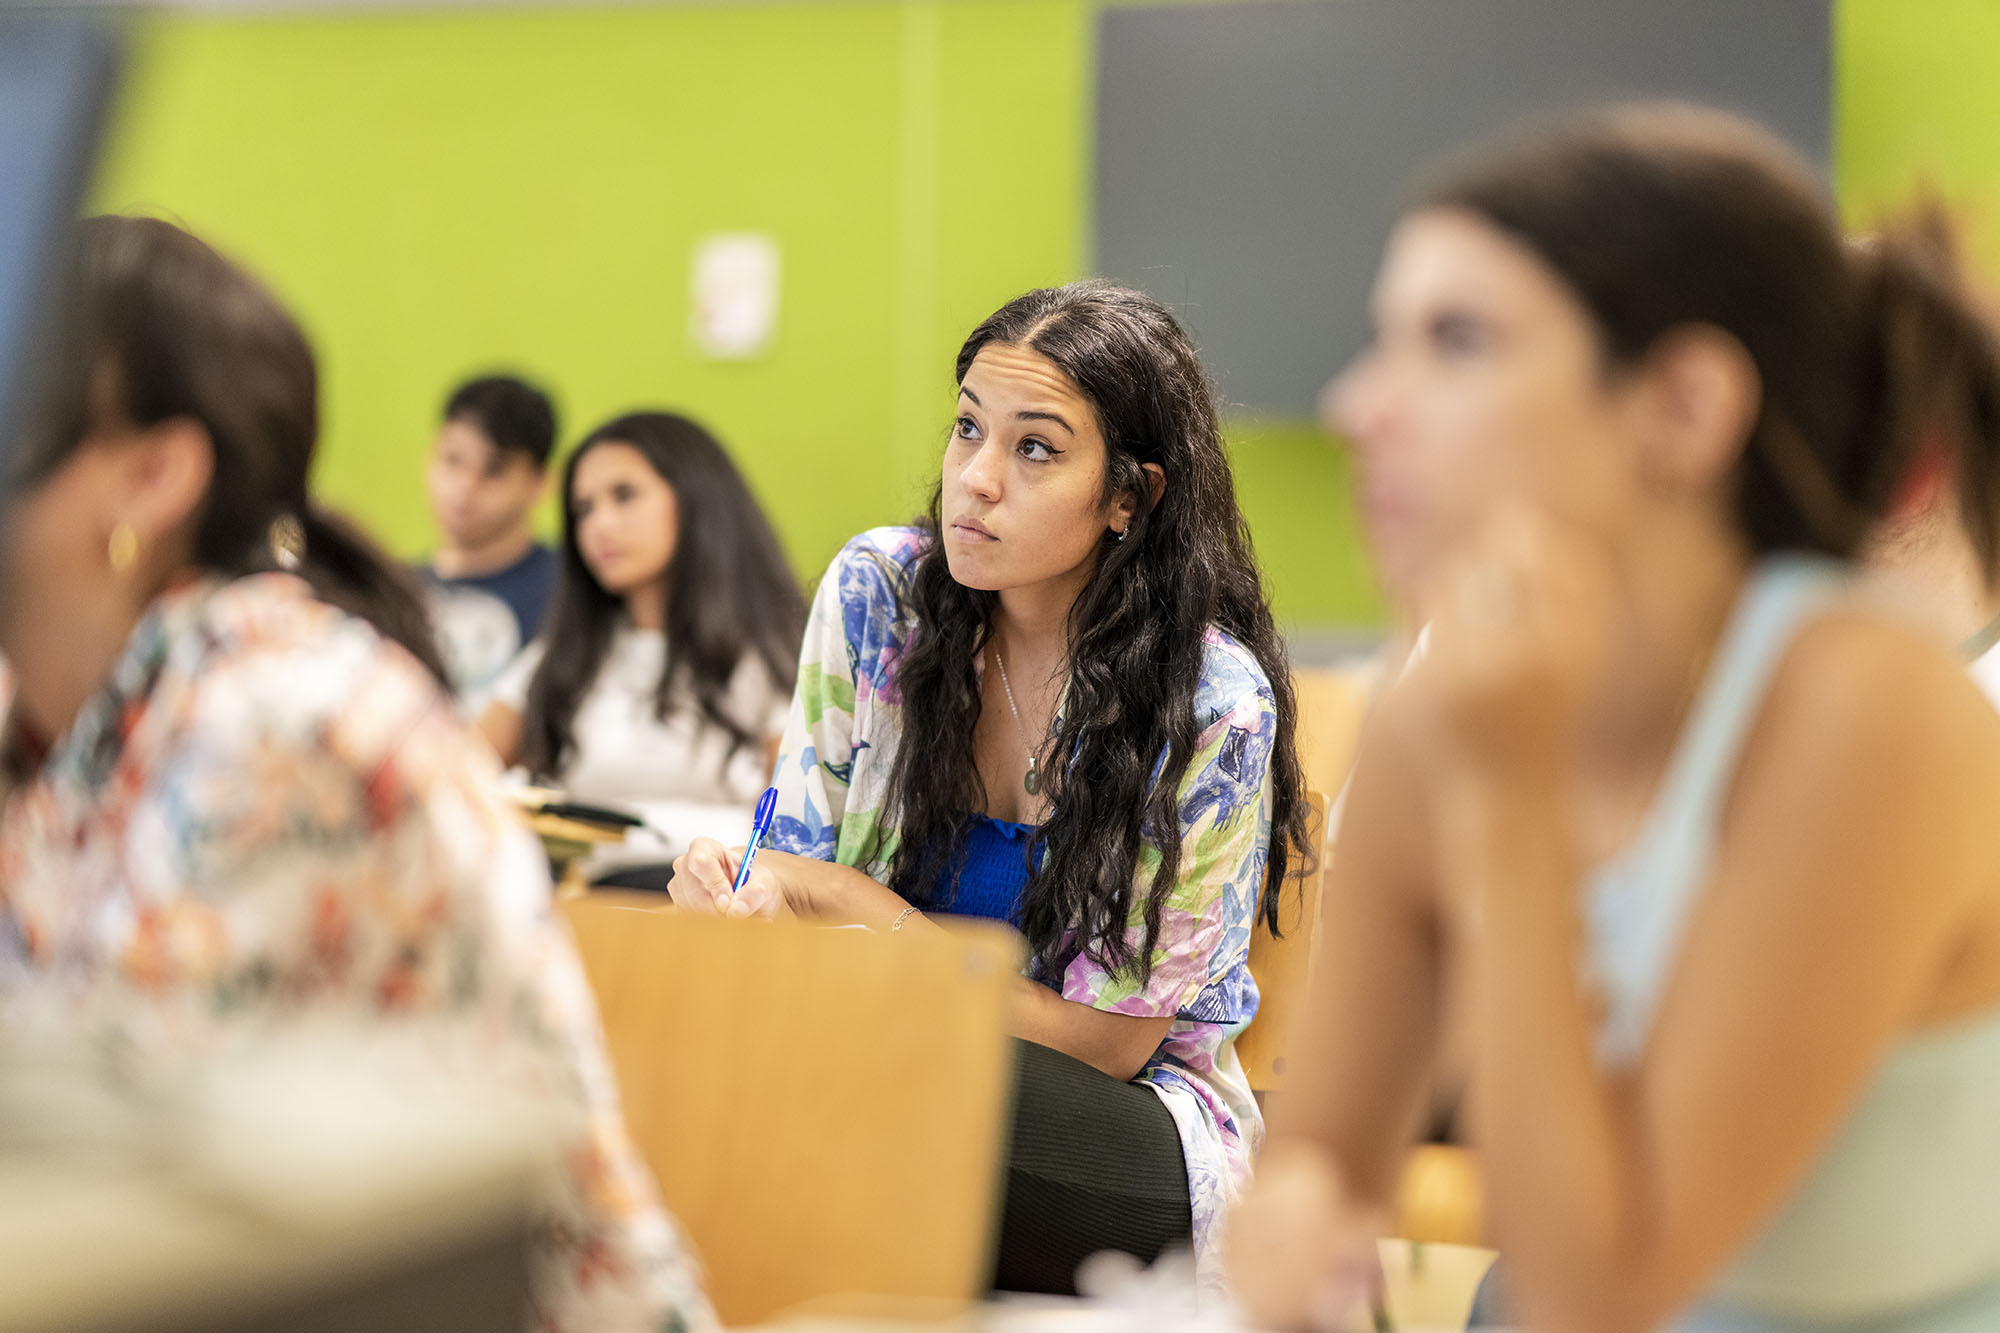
xmin=1014 ymin=409 xmax=1074 ymax=435
xmin=959 ymin=386 xmax=982 ymax=407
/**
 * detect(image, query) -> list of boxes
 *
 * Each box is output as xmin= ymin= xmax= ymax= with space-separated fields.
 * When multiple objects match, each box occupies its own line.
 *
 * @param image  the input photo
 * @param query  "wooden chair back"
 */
xmin=1291 ymin=663 xmax=1375 ymax=806
xmin=560 ymin=901 xmax=1021 ymax=1325
xmin=1238 ymin=663 xmax=1375 ymax=1094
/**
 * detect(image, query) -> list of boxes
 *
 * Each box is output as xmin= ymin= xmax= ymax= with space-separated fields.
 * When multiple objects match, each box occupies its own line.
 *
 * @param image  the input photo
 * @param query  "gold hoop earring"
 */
xmin=108 ymin=522 xmax=139 ymax=575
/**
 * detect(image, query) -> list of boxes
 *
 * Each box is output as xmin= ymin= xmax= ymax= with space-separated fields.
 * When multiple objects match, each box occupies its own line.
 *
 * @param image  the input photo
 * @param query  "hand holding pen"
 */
xmin=669 ymin=787 xmax=787 ymax=918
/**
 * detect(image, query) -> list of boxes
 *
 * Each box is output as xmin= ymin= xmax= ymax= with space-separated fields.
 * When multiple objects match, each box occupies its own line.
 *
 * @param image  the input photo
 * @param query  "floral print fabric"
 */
xmin=0 ymin=573 xmax=715 ymax=1333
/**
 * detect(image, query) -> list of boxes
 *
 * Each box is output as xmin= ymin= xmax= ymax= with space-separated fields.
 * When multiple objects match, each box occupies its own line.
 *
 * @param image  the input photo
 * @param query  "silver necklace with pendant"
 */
xmin=991 ymin=643 xmax=1045 ymax=797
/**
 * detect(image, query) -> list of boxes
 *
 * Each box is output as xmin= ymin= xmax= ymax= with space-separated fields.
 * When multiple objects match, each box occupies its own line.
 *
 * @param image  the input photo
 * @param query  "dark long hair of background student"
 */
xmin=886 ymin=281 xmax=1312 ymax=984
xmin=520 ymin=411 xmax=806 ymax=780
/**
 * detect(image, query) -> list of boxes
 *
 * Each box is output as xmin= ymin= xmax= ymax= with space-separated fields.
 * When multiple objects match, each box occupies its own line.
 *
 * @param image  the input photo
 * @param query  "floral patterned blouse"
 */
xmin=768 ymin=527 xmax=1275 ymax=1280
xmin=0 ymin=573 xmax=715 ymax=1333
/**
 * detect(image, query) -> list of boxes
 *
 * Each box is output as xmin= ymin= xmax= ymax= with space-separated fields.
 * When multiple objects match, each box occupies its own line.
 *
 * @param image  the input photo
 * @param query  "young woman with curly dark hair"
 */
xmin=672 ymin=280 xmax=1309 ymax=1293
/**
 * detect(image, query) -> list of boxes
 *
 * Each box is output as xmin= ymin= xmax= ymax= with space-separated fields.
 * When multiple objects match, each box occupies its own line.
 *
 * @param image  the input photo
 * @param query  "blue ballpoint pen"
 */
xmin=731 ymin=786 xmax=779 ymax=894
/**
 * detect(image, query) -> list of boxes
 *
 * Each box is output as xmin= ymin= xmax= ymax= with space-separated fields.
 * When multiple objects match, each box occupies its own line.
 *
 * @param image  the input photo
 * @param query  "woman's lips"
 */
xmin=950 ymin=517 xmax=998 ymax=543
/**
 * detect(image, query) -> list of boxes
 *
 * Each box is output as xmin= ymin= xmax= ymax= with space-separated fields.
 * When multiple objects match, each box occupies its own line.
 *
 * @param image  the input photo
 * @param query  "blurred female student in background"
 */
xmin=0 ymin=216 xmax=715 ymax=1332
xmin=672 ymin=280 xmax=1311 ymax=1294
xmin=478 ymin=410 xmax=803 ymax=882
xmin=1230 ymin=105 xmax=2000 ymax=1333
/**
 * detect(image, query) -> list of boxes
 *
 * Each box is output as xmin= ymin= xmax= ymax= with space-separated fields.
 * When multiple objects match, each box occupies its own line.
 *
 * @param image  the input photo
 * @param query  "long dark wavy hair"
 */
xmin=520 ymin=411 xmax=805 ymax=780
xmin=884 ymin=281 xmax=1310 ymax=984
xmin=15 ymin=215 xmax=448 ymax=684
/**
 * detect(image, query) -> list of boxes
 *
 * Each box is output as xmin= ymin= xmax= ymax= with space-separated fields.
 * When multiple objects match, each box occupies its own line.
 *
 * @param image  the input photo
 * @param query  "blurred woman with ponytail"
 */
xmin=1231 ymin=108 xmax=2000 ymax=1332
xmin=0 ymin=216 xmax=714 ymax=1332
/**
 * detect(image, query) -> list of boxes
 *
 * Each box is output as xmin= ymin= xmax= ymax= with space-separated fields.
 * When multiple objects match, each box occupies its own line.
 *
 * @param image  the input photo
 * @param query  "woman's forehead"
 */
xmin=573 ymin=441 xmax=657 ymax=484
xmin=1376 ymin=208 xmax=1581 ymax=323
xmin=964 ymin=343 xmax=1091 ymax=411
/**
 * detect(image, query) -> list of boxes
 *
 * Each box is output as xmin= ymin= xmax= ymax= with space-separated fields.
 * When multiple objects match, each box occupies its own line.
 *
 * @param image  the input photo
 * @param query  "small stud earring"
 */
xmin=108 ymin=521 xmax=139 ymax=575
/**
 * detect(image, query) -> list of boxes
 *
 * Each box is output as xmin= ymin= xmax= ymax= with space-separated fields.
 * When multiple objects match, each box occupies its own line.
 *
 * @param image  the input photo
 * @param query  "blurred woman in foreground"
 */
xmin=1232 ymin=107 xmax=2000 ymax=1332
xmin=0 ymin=215 xmax=713 ymax=1332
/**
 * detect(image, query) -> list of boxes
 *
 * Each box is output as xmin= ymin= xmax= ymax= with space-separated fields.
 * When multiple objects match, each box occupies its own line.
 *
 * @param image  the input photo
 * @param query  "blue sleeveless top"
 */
xmin=1585 ymin=557 xmax=2000 ymax=1331
xmin=930 ymin=815 xmax=1037 ymax=924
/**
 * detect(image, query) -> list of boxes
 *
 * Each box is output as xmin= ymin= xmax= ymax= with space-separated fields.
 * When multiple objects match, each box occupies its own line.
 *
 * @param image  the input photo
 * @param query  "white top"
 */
xmin=493 ymin=625 xmax=787 ymax=871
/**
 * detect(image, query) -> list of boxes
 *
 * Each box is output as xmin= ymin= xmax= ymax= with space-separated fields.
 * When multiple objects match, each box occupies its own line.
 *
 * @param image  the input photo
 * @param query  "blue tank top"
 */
xmin=1585 ymin=557 xmax=2000 ymax=1330
xmin=930 ymin=815 xmax=1038 ymax=924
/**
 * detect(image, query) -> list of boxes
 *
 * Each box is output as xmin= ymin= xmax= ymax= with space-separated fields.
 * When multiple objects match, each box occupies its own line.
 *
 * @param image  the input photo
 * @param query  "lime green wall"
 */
xmin=1226 ymin=420 xmax=1385 ymax=627
xmin=95 ymin=0 xmax=1090 ymax=583
xmin=1836 ymin=0 xmax=2000 ymax=280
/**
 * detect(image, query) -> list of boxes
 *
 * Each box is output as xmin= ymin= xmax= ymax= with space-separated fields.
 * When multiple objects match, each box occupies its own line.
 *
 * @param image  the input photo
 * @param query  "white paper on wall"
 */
xmin=689 ymin=233 xmax=780 ymax=360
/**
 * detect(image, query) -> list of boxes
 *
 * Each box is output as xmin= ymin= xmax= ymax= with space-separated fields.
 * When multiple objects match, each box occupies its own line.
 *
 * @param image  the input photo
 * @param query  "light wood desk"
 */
xmin=745 ymin=1239 xmax=1500 ymax=1332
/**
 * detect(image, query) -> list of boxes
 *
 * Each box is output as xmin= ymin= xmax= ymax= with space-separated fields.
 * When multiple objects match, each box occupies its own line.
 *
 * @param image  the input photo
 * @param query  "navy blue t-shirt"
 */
xmin=420 ymin=543 xmax=558 ymax=709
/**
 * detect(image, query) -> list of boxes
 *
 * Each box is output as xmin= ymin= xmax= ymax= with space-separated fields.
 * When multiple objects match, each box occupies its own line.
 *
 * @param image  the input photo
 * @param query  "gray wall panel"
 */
xmin=1095 ymin=0 xmax=1831 ymax=416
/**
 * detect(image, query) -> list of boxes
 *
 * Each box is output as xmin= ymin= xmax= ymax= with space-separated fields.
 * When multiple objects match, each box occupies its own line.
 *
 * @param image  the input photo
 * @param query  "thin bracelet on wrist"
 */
xmin=887 ymin=904 xmax=920 ymax=934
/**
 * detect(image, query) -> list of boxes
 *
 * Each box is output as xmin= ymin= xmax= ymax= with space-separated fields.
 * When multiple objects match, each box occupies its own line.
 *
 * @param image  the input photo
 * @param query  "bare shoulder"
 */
xmin=1328 ymin=656 xmax=1446 ymax=898
xmin=1737 ymin=607 xmax=2000 ymax=879
xmin=1767 ymin=609 xmax=2000 ymax=774
xmin=1355 ymin=658 xmax=1445 ymax=776
xmin=1700 ymin=605 xmax=2000 ymax=1024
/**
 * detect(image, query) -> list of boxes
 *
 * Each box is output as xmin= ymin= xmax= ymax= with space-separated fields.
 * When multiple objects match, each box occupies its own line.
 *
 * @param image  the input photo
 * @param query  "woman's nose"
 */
xmin=1327 ymin=352 xmax=1395 ymax=446
xmin=959 ymin=441 xmax=1005 ymax=501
